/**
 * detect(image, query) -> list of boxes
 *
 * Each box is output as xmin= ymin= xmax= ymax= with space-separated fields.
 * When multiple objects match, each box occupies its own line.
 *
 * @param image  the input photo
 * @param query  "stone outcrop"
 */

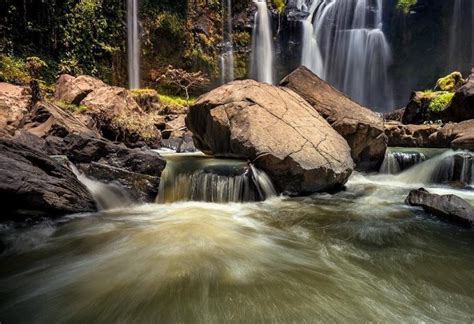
xmin=384 ymin=121 xmax=444 ymax=147
xmin=438 ymin=120 xmax=474 ymax=150
xmin=0 ymin=82 xmax=30 ymax=136
xmin=21 ymin=101 xmax=98 ymax=139
xmin=0 ymin=138 xmax=96 ymax=219
xmin=406 ymin=188 xmax=474 ymax=228
xmin=186 ymin=79 xmax=354 ymax=195
xmin=54 ymin=74 xmax=106 ymax=105
xmin=440 ymin=69 xmax=474 ymax=123
xmin=280 ymin=66 xmax=386 ymax=171
xmin=401 ymin=91 xmax=444 ymax=124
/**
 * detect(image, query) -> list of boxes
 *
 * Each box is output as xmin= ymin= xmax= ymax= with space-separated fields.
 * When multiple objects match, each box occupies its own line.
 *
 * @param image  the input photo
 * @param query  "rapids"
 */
xmin=1 ymin=166 xmax=474 ymax=322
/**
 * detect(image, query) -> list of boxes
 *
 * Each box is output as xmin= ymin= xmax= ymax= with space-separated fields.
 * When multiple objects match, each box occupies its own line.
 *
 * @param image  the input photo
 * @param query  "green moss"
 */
xmin=0 ymin=55 xmax=30 ymax=84
xmin=428 ymin=92 xmax=454 ymax=112
xmin=55 ymin=100 xmax=89 ymax=113
xmin=272 ymin=0 xmax=285 ymax=13
xmin=396 ymin=0 xmax=417 ymax=14
xmin=159 ymin=93 xmax=195 ymax=106
xmin=129 ymin=88 xmax=156 ymax=96
xmin=435 ymin=72 xmax=464 ymax=92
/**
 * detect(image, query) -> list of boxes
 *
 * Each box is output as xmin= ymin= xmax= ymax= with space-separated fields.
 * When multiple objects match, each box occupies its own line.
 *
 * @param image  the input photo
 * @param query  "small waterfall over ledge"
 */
xmin=127 ymin=0 xmax=140 ymax=89
xmin=251 ymin=0 xmax=275 ymax=84
xmin=300 ymin=0 xmax=393 ymax=110
xmin=157 ymin=153 xmax=276 ymax=203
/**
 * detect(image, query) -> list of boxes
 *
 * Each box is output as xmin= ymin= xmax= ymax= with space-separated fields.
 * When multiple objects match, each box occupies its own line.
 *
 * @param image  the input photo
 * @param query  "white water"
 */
xmin=448 ymin=0 xmax=474 ymax=72
xmin=157 ymin=154 xmax=277 ymax=203
xmin=300 ymin=0 xmax=394 ymax=111
xmin=251 ymin=0 xmax=275 ymax=84
xmin=220 ymin=0 xmax=235 ymax=84
xmin=70 ymin=164 xmax=133 ymax=210
xmin=127 ymin=0 xmax=140 ymax=89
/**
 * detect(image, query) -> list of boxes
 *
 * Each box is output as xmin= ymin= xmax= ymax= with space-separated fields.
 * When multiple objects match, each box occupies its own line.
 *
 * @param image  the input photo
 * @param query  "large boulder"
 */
xmin=440 ymin=69 xmax=474 ymax=123
xmin=81 ymin=86 xmax=161 ymax=148
xmin=0 ymin=138 xmax=96 ymax=219
xmin=406 ymin=188 xmax=474 ymax=228
xmin=401 ymin=91 xmax=448 ymax=124
xmin=186 ymin=80 xmax=354 ymax=195
xmin=280 ymin=66 xmax=386 ymax=171
xmin=54 ymin=74 xmax=106 ymax=105
xmin=0 ymin=82 xmax=30 ymax=136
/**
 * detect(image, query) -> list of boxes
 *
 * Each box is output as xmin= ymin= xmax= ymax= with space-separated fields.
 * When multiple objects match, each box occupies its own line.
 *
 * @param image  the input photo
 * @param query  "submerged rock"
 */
xmin=0 ymin=138 xmax=96 ymax=219
xmin=186 ymin=79 xmax=354 ymax=195
xmin=280 ymin=66 xmax=386 ymax=171
xmin=406 ymin=188 xmax=474 ymax=228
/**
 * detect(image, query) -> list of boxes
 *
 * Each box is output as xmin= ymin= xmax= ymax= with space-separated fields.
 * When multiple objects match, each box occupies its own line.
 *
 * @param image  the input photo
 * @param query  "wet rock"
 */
xmin=21 ymin=101 xmax=98 ymax=139
xmin=161 ymin=115 xmax=196 ymax=152
xmin=0 ymin=82 xmax=30 ymax=136
xmin=401 ymin=91 xmax=444 ymax=124
xmin=187 ymin=79 xmax=354 ymax=195
xmin=406 ymin=188 xmax=474 ymax=228
xmin=0 ymin=138 xmax=96 ymax=219
xmin=441 ymin=69 xmax=474 ymax=123
xmin=77 ymin=162 xmax=160 ymax=203
xmin=383 ymin=107 xmax=405 ymax=122
xmin=280 ymin=66 xmax=386 ymax=171
xmin=54 ymin=74 xmax=106 ymax=105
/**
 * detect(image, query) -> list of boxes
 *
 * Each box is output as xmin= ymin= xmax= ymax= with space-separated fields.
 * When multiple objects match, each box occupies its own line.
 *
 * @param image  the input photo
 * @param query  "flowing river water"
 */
xmin=1 ymin=153 xmax=474 ymax=322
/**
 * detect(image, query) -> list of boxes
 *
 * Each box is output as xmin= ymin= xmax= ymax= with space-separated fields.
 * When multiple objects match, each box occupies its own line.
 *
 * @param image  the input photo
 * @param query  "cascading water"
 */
xmin=380 ymin=149 xmax=427 ymax=174
xmin=127 ymin=0 xmax=140 ymax=89
xmin=219 ymin=0 xmax=235 ymax=84
xmin=157 ymin=153 xmax=276 ymax=203
xmin=448 ymin=0 xmax=473 ymax=73
xmin=300 ymin=0 xmax=394 ymax=111
xmin=251 ymin=0 xmax=275 ymax=84
xmin=70 ymin=164 xmax=133 ymax=210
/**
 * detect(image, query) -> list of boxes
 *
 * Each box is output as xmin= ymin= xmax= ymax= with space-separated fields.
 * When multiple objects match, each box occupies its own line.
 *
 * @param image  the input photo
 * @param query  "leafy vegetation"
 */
xmin=159 ymin=93 xmax=195 ymax=107
xmin=54 ymin=100 xmax=89 ymax=113
xmin=0 ymin=54 xmax=29 ymax=84
xmin=273 ymin=0 xmax=285 ymax=13
xmin=428 ymin=92 xmax=454 ymax=112
xmin=396 ymin=0 xmax=417 ymax=13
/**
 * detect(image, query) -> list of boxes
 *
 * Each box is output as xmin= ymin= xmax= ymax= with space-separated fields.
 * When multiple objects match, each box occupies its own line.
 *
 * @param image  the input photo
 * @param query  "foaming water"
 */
xmin=1 ymin=187 xmax=474 ymax=322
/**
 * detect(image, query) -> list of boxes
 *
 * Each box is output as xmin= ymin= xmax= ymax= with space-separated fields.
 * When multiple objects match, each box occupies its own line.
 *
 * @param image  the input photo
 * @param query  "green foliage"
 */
xmin=58 ymin=0 xmax=124 ymax=77
xmin=428 ymin=92 xmax=454 ymax=112
xmin=0 ymin=54 xmax=29 ymax=84
xmin=435 ymin=72 xmax=464 ymax=92
xmin=396 ymin=0 xmax=417 ymax=13
xmin=55 ymin=100 xmax=89 ymax=113
xmin=159 ymin=93 xmax=195 ymax=107
xmin=273 ymin=0 xmax=285 ymax=13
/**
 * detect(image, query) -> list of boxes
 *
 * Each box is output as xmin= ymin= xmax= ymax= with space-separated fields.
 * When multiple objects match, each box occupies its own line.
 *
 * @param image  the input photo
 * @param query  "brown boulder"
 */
xmin=280 ymin=66 xmax=386 ymax=171
xmin=406 ymin=188 xmax=474 ymax=228
xmin=186 ymin=79 xmax=354 ymax=195
xmin=0 ymin=82 xmax=30 ymax=136
xmin=438 ymin=120 xmax=474 ymax=150
xmin=21 ymin=101 xmax=98 ymax=138
xmin=54 ymin=74 xmax=106 ymax=105
xmin=81 ymin=86 xmax=161 ymax=148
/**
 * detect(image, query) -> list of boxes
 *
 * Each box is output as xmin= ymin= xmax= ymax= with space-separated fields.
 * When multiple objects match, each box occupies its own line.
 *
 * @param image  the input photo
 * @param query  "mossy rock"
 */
xmin=396 ymin=0 xmax=417 ymax=14
xmin=428 ymin=92 xmax=454 ymax=112
xmin=434 ymin=72 xmax=465 ymax=92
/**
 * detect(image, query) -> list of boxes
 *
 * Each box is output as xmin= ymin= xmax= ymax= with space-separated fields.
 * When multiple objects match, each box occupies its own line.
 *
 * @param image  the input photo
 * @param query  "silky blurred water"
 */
xmin=1 ymin=174 xmax=473 ymax=323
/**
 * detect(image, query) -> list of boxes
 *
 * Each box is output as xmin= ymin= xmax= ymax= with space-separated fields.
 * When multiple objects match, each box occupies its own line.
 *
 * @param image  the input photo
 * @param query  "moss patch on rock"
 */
xmin=428 ymin=91 xmax=455 ymax=112
xmin=435 ymin=72 xmax=465 ymax=92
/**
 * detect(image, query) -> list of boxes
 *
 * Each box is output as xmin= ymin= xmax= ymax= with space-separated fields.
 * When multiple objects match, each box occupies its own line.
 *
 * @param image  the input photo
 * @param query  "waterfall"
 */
xmin=448 ymin=0 xmax=473 ymax=73
xmin=220 ymin=0 xmax=235 ymax=84
xmin=127 ymin=0 xmax=140 ymax=89
xmin=380 ymin=149 xmax=426 ymax=174
xmin=392 ymin=150 xmax=474 ymax=187
xmin=157 ymin=154 xmax=277 ymax=203
xmin=251 ymin=0 xmax=275 ymax=84
xmin=70 ymin=164 xmax=133 ymax=210
xmin=300 ymin=0 xmax=394 ymax=111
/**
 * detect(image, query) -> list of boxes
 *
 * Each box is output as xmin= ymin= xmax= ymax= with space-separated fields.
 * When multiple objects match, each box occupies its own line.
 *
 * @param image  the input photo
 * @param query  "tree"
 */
xmin=155 ymin=65 xmax=209 ymax=103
